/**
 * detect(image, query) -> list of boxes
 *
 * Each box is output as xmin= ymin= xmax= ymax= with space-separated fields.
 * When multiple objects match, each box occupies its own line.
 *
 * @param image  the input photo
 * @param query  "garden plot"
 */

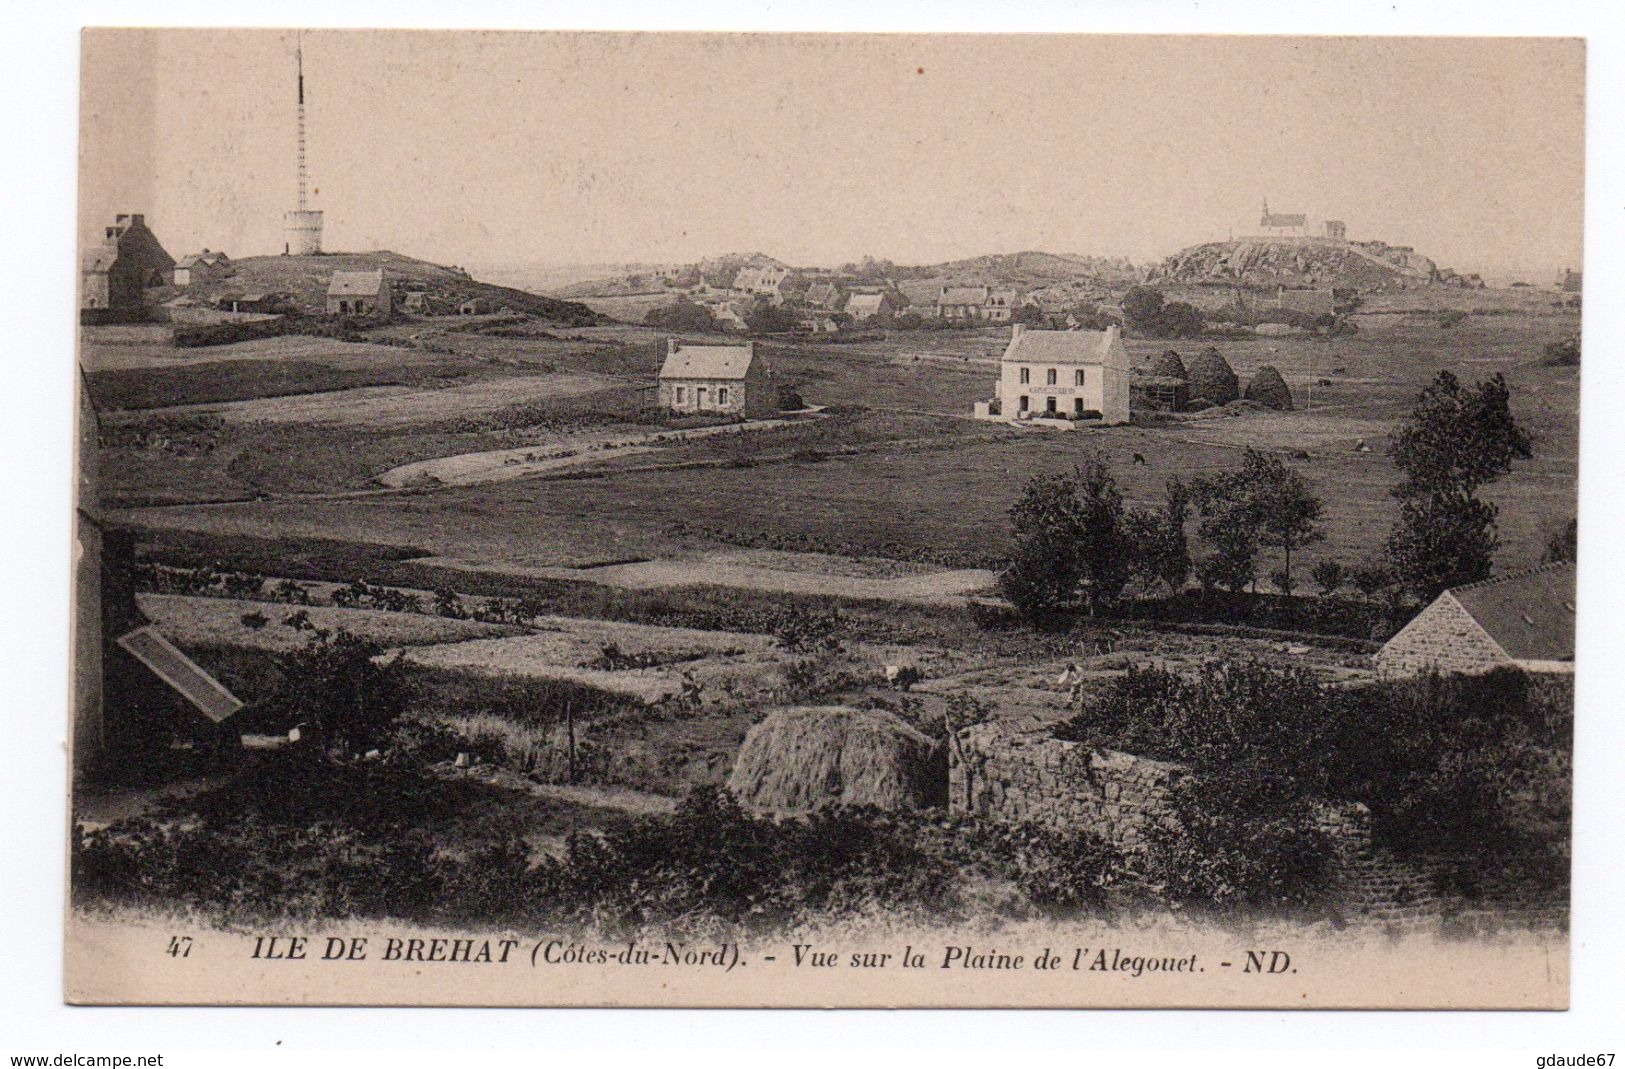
xmin=396 ymin=616 xmax=784 ymax=706
xmin=136 ymin=371 xmax=616 ymax=428
xmin=440 ymin=550 xmax=998 ymax=607
xmin=138 ymin=594 xmax=525 ymax=652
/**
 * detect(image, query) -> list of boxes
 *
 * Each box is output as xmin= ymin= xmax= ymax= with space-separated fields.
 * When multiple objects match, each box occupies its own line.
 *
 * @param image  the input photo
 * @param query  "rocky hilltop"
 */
xmin=1148 ymin=239 xmax=1441 ymax=291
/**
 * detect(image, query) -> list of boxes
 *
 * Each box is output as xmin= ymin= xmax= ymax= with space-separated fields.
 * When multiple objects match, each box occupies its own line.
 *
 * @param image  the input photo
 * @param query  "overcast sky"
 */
xmin=79 ymin=30 xmax=1584 ymax=279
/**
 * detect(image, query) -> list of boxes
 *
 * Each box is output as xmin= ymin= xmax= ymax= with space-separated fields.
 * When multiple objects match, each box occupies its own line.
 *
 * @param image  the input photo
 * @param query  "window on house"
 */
xmin=697 ymin=388 xmax=709 ymax=406
xmin=675 ymin=387 xmax=686 ymax=403
xmin=1019 ymin=395 xmax=1029 ymax=412
xmin=1019 ymin=367 xmax=1030 ymax=384
xmin=1075 ymin=369 xmax=1086 ymax=387
xmin=718 ymin=388 xmax=729 ymax=405
xmin=1046 ymin=369 xmax=1057 ymax=386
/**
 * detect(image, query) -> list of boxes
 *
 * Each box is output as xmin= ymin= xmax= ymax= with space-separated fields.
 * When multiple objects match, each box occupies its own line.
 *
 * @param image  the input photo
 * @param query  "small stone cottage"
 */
xmin=657 ymin=338 xmax=774 ymax=418
xmin=1374 ymin=562 xmax=1576 ymax=678
xmin=326 ymin=269 xmax=391 ymax=316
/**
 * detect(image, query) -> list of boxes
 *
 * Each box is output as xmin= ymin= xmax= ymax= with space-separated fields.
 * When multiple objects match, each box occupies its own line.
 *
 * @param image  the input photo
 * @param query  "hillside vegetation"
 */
xmin=192 ymin=251 xmax=607 ymax=325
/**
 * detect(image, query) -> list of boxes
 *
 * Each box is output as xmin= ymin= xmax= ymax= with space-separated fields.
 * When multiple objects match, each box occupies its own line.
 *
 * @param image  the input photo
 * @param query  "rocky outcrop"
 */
xmin=1149 ymin=239 xmax=1438 ymax=290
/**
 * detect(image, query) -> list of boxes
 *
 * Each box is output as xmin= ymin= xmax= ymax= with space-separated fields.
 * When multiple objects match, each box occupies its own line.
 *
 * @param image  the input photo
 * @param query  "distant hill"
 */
xmin=1148 ymin=239 xmax=1440 ymax=291
xmin=192 ymin=250 xmax=607 ymax=325
xmin=923 ymin=250 xmax=1140 ymax=283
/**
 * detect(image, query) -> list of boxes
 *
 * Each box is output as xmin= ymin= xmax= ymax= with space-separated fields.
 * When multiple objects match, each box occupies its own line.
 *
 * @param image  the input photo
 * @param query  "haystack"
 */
xmin=726 ymin=706 xmax=945 ymax=813
xmin=1186 ymin=347 xmax=1240 ymax=405
xmin=1148 ymin=349 xmax=1189 ymax=381
xmin=1244 ymin=365 xmax=1294 ymax=410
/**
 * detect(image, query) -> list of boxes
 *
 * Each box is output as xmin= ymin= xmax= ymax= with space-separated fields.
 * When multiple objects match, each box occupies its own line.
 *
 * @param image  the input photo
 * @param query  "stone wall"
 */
xmin=947 ymin=722 xmax=1186 ymax=852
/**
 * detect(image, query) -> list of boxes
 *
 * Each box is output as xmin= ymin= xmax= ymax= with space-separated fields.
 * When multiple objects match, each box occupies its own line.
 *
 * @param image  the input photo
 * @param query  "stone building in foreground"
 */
xmin=1374 ymin=562 xmax=1576 ymax=678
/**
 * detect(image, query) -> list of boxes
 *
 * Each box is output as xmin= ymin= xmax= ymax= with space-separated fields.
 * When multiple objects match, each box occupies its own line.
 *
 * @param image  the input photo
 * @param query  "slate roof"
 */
xmin=82 ymin=246 xmax=118 ymax=273
xmin=844 ymin=293 xmax=887 ymax=316
xmin=1002 ymin=328 xmax=1120 ymax=366
xmin=1262 ymin=211 xmax=1308 ymax=228
xmin=1447 ymin=562 xmax=1576 ymax=663
xmin=659 ymin=344 xmax=756 ymax=380
xmin=327 ymin=269 xmax=386 ymax=296
xmin=804 ymin=282 xmax=839 ymax=306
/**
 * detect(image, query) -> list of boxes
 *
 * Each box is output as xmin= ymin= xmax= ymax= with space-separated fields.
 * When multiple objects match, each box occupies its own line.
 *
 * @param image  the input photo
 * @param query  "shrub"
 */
xmin=1310 ymin=559 xmax=1346 ymax=596
xmin=1438 ymin=310 xmax=1468 ymax=329
xmin=1542 ymin=335 xmax=1580 ymax=367
xmin=263 ymin=630 xmax=409 ymax=755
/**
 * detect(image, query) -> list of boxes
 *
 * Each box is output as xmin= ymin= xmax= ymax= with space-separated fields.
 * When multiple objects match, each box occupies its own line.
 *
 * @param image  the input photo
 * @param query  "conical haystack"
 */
xmin=727 ymin=706 xmax=945 ymax=813
xmin=1148 ymin=349 xmax=1189 ymax=381
xmin=1244 ymin=365 xmax=1294 ymax=410
xmin=1187 ymin=346 xmax=1240 ymax=405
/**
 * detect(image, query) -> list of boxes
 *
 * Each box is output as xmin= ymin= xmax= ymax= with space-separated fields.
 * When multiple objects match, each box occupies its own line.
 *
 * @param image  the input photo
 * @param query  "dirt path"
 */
xmin=374 ymin=416 xmax=809 ymax=488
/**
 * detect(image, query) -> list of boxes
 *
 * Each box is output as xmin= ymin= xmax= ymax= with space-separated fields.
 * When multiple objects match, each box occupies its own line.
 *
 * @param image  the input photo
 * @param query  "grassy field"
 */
xmin=100 ymin=303 xmax=1578 ymax=583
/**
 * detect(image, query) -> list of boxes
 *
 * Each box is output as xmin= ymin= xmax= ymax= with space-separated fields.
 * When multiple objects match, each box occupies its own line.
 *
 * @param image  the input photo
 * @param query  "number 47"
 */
xmin=165 ymin=936 xmax=193 ymax=958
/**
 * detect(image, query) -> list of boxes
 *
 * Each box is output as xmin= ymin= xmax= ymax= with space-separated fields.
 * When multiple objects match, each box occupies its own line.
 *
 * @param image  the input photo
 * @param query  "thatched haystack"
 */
xmin=727 ymin=706 xmax=946 ymax=813
xmin=1244 ymin=365 xmax=1294 ymax=410
xmin=1187 ymin=346 xmax=1240 ymax=405
xmin=1148 ymin=349 xmax=1189 ymax=381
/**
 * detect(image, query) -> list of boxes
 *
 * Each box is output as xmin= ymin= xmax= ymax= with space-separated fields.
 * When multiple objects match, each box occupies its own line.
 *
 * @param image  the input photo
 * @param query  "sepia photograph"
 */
xmin=64 ymin=28 xmax=1582 ymax=1009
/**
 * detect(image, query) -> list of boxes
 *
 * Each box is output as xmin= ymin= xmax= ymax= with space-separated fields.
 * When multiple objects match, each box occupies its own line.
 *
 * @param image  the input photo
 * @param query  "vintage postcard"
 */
xmin=68 ymin=29 xmax=1580 ymax=1008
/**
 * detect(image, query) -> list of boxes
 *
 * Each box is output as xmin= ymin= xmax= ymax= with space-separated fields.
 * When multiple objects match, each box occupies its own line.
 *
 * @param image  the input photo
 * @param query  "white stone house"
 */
xmin=1374 ymin=563 xmax=1576 ymax=678
xmin=976 ymin=324 xmax=1130 ymax=425
xmin=731 ymin=265 xmax=791 ymax=303
xmin=657 ymin=338 xmax=775 ymax=418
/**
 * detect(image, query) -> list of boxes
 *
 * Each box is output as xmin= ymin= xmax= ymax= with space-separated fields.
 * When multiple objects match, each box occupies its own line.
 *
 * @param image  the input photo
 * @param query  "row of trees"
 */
xmin=1000 ymin=371 xmax=1541 ymax=623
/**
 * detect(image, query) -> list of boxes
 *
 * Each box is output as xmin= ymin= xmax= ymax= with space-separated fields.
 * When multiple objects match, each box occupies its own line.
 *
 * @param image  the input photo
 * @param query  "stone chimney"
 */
xmin=1010 ymin=322 xmax=1026 ymax=344
xmin=667 ymin=337 xmax=679 ymax=356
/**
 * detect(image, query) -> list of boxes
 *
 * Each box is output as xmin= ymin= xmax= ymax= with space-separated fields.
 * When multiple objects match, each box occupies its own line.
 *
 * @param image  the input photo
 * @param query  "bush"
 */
xmin=1542 ymin=335 xmax=1580 ymax=367
xmin=1310 ymin=559 xmax=1346 ymax=596
xmin=1438 ymin=310 xmax=1469 ymax=329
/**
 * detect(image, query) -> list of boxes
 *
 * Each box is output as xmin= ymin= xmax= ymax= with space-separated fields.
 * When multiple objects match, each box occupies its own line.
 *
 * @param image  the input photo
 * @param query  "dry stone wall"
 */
xmin=948 ymin=723 xmax=1185 ymax=852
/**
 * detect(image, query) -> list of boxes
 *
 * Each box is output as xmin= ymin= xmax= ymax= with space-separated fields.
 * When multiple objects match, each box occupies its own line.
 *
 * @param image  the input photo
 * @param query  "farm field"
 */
xmin=101 ymin=302 xmax=1577 ymax=595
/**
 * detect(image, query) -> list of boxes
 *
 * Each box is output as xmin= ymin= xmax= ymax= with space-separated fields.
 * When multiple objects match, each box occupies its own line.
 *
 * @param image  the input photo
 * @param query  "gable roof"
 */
xmin=1002 ymin=327 xmax=1122 ymax=366
xmin=844 ymin=292 xmax=888 ymax=315
xmin=1262 ymin=211 xmax=1307 ymax=228
xmin=327 ymin=269 xmax=386 ymax=296
xmin=805 ymin=282 xmax=839 ymax=305
xmin=660 ymin=344 xmax=757 ymax=380
xmin=1446 ymin=562 xmax=1575 ymax=662
xmin=174 ymin=253 xmax=210 ymax=269
xmin=82 ymin=246 xmax=118 ymax=273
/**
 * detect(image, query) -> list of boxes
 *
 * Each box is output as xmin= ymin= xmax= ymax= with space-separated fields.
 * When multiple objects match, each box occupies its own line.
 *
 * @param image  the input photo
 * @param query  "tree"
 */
xmin=1000 ymin=454 xmax=1133 ymax=622
xmin=1386 ymin=491 xmax=1500 ymax=597
xmin=1386 ymin=371 xmax=1532 ymax=598
xmin=1125 ymin=478 xmax=1191 ymax=595
xmin=1390 ymin=371 xmax=1532 ymax=499
xmin=1310 ymin=559 xmax=1346 ymax=597
xmin=1121 ymin=286 xmax=1166 ymax=334
xmin=644 ymin=298 xmax=717 ymax=333
xmin=743 ymin=300 xmax=797 ymax=335
xmin=1157 ymin=301 xmax=1206 ymax=339
xmin=1190 ymin=450 xmax=1324 ymax=595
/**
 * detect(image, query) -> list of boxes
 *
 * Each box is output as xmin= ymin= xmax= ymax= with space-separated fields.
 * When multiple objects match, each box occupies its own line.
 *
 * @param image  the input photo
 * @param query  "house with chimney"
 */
xmin=975 ymin=324 xmax=1131 ymax=426
xmin=657 ymin=338 xmax=774 ymax=418
xmin=81 ymin=213 xmax=176 ymax=322
xmin=172 ymin=249 xmax=232 ymax=288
